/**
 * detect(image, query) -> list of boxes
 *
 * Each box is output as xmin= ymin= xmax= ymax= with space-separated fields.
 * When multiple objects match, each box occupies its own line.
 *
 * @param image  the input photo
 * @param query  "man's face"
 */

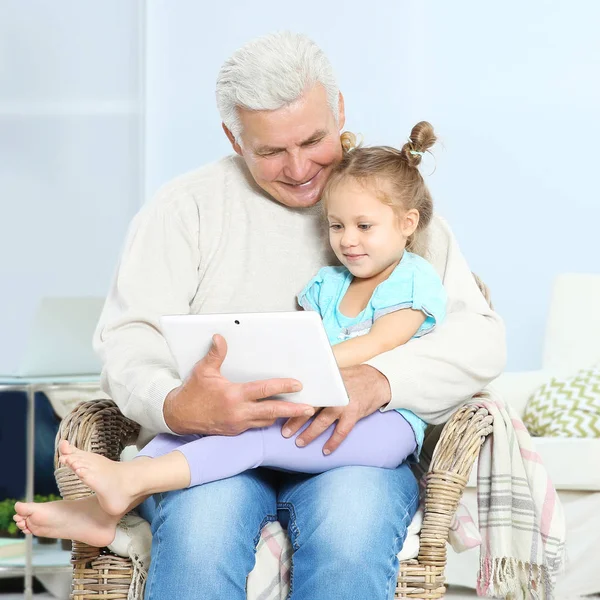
xmin=225 ymin=85 xmax=345 ymax=208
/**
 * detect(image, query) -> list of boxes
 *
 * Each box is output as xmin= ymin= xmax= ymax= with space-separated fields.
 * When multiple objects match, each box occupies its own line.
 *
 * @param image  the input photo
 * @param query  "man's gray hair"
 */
xmin=216 ymin=32 xmax=340 ymax=141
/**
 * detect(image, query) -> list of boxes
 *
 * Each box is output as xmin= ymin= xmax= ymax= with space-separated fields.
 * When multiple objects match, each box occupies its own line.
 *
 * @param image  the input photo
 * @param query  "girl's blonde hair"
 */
xmin=322 ymin=121 xmax=436 ymax=257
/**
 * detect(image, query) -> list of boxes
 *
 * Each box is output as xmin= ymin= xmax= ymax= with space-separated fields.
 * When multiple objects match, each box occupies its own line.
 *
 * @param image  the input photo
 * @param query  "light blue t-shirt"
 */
xmin=297 ymin=251 xmax=447 ymax=457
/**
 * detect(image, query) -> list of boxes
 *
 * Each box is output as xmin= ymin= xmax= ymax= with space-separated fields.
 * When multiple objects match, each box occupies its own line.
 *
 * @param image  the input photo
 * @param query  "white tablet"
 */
xmin=160 ymin=311 xmax=349 ymax=407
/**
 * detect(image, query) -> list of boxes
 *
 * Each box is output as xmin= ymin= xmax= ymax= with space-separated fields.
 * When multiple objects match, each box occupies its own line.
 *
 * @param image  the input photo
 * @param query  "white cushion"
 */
xmin=397 ymin=533 xmax=419 ymax=561
xmin=397 ymin=508 xmax=423 ymax=561
xmin=489 ymin=371 xmax=555 ymax=418
xmin=544 ymin=274 xmax=600 ymax=374
xmin=467 ymin=436 xmax=600 ymax=491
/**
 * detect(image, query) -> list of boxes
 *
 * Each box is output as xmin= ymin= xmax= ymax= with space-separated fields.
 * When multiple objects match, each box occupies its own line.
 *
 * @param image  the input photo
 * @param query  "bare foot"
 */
xmin=59 ymin=440 xmax=142 ymax=516
xmin=13 ymin=496 xmax=118 ymax=547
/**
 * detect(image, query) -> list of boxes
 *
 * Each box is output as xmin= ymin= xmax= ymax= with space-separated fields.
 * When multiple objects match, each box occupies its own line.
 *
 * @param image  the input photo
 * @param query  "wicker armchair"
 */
xmin=54 ymin=275 xmax=495 ymax=599
xmin=54 ymin=400 xmax=493 ymax=599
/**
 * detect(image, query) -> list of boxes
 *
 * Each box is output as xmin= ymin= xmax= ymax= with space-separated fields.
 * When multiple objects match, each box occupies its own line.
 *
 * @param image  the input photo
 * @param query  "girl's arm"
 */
xmin=366 ymin=216 xmax=506 ymax=425
xmin=333 ymin=309 xmax=426 ymax=368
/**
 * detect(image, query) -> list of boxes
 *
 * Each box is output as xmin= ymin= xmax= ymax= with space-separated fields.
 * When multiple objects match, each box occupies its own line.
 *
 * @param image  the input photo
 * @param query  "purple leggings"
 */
xmin=137 ymin=409 xmax=416 ymax=487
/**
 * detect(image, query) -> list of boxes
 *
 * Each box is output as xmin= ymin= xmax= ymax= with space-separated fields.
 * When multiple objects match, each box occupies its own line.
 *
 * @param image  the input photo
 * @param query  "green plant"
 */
xmin=0 ymin=495 xmax=61 ymax=536
xmin=33 ymin=494 xmax=60 ymax=503
xmin=0 ymin=498 xmax=19 ymax=536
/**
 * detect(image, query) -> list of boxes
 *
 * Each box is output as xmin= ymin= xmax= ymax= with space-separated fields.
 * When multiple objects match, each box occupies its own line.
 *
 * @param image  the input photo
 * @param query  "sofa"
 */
xmin=446 ymin=273 xmax=600 ymax=597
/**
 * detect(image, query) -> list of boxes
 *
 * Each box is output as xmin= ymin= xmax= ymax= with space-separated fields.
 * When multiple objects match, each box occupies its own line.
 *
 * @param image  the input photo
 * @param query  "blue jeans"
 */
xmin=139 ymin=464 xmax=419 ymax=600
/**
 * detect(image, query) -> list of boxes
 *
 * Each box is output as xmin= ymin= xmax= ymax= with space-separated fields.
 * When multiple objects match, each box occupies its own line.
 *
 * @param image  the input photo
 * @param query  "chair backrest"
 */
xmin=543 ymin=273 xmax=600 ymax=375
xmin=472 ymin=272 xmax=493 ymax=309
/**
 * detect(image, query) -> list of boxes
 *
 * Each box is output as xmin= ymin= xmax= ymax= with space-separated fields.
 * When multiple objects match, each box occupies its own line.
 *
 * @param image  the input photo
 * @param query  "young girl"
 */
xmin=14 ymin=121 xmax=447 ymax=547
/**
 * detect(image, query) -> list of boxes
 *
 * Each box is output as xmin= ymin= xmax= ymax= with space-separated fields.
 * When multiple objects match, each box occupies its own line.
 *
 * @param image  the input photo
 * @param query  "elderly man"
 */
xmin=94 ymin=32 xmax=505 ymax=599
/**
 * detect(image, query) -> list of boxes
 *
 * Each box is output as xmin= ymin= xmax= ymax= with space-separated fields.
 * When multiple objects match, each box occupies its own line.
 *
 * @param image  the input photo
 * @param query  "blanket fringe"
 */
xmin=128 ymin=552 xmax=147 ymax=600
xmin=478 ymin=557 xmax=556 ymax=600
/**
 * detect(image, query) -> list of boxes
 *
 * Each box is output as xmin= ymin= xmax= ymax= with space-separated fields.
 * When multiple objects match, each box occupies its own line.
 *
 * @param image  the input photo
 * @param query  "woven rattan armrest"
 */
xmin=417 ymin=403 xmax=493 ymax=568
xmin=54 ymin=399 xmax=139 ymax=600
xmin=395 ymin=404 xmax=493 ymax=599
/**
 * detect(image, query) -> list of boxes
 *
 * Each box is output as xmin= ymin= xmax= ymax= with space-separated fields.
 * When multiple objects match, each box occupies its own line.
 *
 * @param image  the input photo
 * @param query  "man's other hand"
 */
xmin=280 ymin=364 xmax=391 ymax=454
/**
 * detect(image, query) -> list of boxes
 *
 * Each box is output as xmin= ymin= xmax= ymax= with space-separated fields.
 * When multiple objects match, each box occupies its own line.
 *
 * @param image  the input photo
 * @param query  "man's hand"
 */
xmin=281 ymin=364 xmax=391 ymax=454
xmin=163 ymin=334 xmax=315 ymax=436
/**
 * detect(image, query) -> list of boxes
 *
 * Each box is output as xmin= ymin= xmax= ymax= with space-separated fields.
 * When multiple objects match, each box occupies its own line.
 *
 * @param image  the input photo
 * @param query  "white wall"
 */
xmin=2 ymin=2 xmax=597 ymax=373
xmin=145 ymin=0 xmax=600 ymax=371
xmin=0 ymin=1 xmax=143 ymax=372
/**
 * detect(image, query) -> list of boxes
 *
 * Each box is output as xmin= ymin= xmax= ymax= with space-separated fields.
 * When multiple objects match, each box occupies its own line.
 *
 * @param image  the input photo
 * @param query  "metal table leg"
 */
xmin=25 ymin=384 xmax=35 ymax=600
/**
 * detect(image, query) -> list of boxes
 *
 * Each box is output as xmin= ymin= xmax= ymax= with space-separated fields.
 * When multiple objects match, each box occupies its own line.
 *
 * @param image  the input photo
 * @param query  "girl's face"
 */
xmin=325 ymin=177 xmax=418 ymax=280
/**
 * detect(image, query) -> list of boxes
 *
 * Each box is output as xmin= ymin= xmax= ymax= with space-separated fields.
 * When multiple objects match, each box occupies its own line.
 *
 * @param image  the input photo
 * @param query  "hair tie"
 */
xmin=409 ymin=150 xmax=425 ymax=157
xmin=347 ymin=133 xmax=364 ymax=152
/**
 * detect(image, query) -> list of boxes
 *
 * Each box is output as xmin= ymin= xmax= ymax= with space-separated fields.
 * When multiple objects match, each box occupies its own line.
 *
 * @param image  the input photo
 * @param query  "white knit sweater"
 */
xmin=94 ymin=155 xmax=506 ymax=445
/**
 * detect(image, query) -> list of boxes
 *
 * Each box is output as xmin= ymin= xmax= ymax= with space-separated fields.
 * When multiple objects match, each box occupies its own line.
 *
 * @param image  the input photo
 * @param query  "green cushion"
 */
xmin=523 ymin=365 xmax=600 ymax=437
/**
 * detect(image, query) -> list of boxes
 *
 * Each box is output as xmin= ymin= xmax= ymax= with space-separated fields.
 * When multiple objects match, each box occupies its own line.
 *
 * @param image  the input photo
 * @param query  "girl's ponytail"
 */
xmin=340 ymin=131 xmax=360 ymax=153
xmin=400 ymin=121 xmax=436 ymax=168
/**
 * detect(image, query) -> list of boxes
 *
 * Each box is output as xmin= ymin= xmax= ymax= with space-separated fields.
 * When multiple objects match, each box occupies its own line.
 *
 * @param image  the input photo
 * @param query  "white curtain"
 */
xmin=0 ymin=0 xmax=144 ymax=372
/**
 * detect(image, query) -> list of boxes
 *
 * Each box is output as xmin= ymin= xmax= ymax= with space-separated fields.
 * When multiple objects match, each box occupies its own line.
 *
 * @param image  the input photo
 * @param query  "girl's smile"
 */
xmin=325 ymin=177 xmax=416 ymax=281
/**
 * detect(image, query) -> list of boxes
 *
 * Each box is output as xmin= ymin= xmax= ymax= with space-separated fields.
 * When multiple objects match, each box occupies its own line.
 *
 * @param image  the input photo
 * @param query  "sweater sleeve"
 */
xmin=93 ymin=191 xmax=201 ymax=434
xmin=366 ymin=216 xmax=506 ymax=425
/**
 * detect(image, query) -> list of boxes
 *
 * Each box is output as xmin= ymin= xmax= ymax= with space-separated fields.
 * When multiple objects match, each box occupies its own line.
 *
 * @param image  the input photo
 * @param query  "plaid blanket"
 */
xmin=247 ymin=522 xmax=291 ymax=600
xmin=472 ymin=389 xmax=566 ymax=599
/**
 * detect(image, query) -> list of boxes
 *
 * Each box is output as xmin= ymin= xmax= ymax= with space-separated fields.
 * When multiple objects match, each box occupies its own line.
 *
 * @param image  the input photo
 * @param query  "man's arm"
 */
xmin=366 ymin=215 xmax=506 ymax=424
xmin=95 ymin=190 xmax=313 ymax=436
xmin=333 ymin=309 xmax=426 ymax=368
xmin=94 ymin=193 xmax=199 ymax=433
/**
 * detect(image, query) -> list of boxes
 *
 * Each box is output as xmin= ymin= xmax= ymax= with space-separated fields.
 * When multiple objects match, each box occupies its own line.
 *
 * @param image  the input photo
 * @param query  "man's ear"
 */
xmin=338 ymin=92 xmax=346 ymax=131
xmin=402 ymin=209 xmax=420 ymax=237
xmin=222 ymin=123 xmax=243 ymax=156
